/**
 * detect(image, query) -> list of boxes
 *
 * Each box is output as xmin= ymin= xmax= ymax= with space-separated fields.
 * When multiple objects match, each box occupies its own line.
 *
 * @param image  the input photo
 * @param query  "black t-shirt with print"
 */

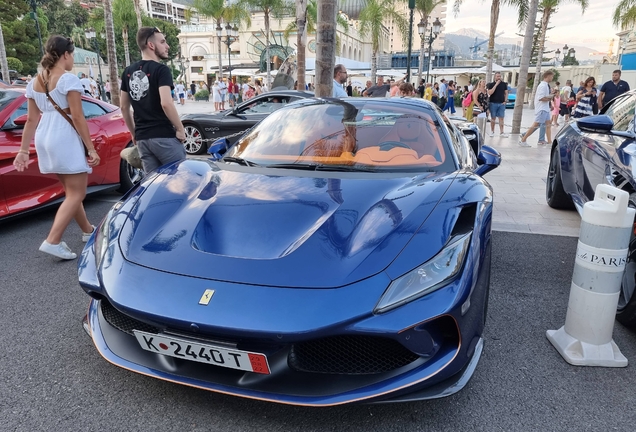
xmin=120 ymin=60 xmax=175 ymax=140
xmin=486 ymin=80 xmax=508 ymax=103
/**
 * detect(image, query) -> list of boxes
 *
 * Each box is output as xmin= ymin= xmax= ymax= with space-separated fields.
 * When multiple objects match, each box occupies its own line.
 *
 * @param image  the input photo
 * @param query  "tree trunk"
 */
xmin=315 ymin=0 xmax=336 ymax=98
xmin=371 ymin=49 xmax=377 ymax=84
xmin=217 ymin=19 xmax=223 ymax=83
xmin=123 ymin=27 xmax=131 ymax=67
xmin=417 ymin=14 xmax=427 ymax=85
xmin=104 ymin=0 xmax=120 ymax=107
xmin=134 ymin=0 xmax=143 ymax=31
xmin=265 ymin=10 xmax=271 ymax=87
xmin=528 ymin=8 xmax=551 ymax=109
xmin=296 ymin=0 xmax=308 ymax=90
xmin=511 ymin=0 xmax=539 ymax=134
xmin=0 ymin=20 xmax=10 ymax=85
xmin=486 ymin=0 xmax=500 ymax=83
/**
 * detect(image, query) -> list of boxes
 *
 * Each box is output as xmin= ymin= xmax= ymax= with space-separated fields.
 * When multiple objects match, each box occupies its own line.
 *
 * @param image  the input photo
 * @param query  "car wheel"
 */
xmin=118 ymin=142 xmax=144 ymax=193
xmin=183 ymin=124 xmax=206 ymax=155
xmin=546 ymin=145 xmax=574 ymax=209
xmin=617 ymin=194 xmax=636 ymax=329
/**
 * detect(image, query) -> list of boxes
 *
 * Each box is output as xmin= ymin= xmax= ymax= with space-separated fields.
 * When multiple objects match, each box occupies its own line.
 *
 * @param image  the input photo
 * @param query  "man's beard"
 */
xmin=155 ymin=46 xmax=169 ymax=60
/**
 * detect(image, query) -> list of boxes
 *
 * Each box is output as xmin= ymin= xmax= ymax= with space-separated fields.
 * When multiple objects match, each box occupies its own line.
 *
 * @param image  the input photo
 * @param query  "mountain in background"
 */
xmin=444 ymin=28 xmax=604 ymax=64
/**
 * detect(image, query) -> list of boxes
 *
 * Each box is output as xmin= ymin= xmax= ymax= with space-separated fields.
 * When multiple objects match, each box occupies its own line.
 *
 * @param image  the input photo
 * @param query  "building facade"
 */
xmin=140 ymin=0 xmax=190 ymax=25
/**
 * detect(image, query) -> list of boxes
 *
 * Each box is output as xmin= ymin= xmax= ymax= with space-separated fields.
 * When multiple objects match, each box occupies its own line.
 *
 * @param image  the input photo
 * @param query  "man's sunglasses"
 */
xmin=145 ymin=27 xmax=161 ymax=45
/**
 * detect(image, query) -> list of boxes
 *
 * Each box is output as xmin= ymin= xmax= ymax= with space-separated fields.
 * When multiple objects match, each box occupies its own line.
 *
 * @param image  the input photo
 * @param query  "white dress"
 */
xmin=212 ymin=84 xmax=222 ymax=103
xmin=26 ymin=73 xmax=91 ymax=174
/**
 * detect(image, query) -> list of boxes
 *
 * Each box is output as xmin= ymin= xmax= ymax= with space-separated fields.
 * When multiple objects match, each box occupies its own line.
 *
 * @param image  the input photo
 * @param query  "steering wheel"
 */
xmin=377 ymin=141 xmax=410 ymax=151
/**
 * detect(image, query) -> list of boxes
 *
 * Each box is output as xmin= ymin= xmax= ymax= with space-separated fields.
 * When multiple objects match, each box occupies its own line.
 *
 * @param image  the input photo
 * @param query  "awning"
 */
xmin=222 ymin=68 xmax=258 ymax=76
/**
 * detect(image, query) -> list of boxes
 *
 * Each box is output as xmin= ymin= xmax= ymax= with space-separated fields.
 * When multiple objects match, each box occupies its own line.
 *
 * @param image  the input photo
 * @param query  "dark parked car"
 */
xmin=546 ymin=90 xmax=636 ymax=327
xmin=79 ymin=97 xmax=501 ymax=405
xmin=180 ymin=90 xmax=314 ymax=155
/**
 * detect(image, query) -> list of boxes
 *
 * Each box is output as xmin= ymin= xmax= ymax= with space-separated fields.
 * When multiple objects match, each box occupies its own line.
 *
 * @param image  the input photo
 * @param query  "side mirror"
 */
xmin=577 ymin=115 xmax=613 ymax=133
xmin=458 ymin=122 xmax=481 ymax=155
xmin=207 ymin=137 xmax=230 ymax=160
xmin=10 ymin=114 xmax=28 ymax=128
xmin=475 ymin=145 xmax=501 ymax=176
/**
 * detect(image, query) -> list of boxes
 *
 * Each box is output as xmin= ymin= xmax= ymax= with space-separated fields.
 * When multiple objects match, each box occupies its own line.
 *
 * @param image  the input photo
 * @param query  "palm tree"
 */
xmin=113 ymin=0 xmax=137 ymax=67
xmin=240 ymin=0 xmax=293 ymax=87
xmin=414 ymin=0 xmax=445 ymax=84
xmin=0 ymin=19 xmax=11 ymax=84
xmin=295 ymin=0 xmax=308 ymax=90
xmin=358 ymin=0 xmax=408 ymax=83
xmin=133 ymin=0 xmax=143 ymax=31
xmin=285 ymin=0 xmax=349 ymax=88
xmin=453 ymin=0 xmax=526 ymax=83
xmin=614 ymin=0 xmax=636 ymax=29
xmin=193 ymin=0 xmax=250 ymax=85
xmin=70 ymin=26 xmax=88 ymax=49
xmin=315 ymin=0 xmax=336 ymax=97
xmin=528 ymin=0 xmax=588 ymax=109
xmin=511 ymin=0 xmax=539 ymax=134
xmin=104 ymin=0 xmax=120 ymax=106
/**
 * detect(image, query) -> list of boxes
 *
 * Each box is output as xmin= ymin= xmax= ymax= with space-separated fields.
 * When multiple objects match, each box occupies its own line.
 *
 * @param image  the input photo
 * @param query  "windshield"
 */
xmin=226 ymin=100 xmax=454 ymax=172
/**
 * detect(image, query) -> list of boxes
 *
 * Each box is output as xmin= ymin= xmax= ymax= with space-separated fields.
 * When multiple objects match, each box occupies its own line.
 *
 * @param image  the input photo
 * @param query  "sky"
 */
xmin=445 ymin=2 xmax=620 ymax=54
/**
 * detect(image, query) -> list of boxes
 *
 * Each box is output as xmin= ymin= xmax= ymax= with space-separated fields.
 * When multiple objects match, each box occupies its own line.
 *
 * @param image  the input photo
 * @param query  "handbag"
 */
xmin=37 ymin=73 xmax=88 ymax=156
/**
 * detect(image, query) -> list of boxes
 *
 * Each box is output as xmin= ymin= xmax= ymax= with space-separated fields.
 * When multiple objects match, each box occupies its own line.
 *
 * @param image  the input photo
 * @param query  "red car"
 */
xmin=0 ymin=87 xmax=140 ymax=220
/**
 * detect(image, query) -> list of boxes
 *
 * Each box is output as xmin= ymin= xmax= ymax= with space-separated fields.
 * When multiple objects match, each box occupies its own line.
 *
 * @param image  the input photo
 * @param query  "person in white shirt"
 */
xmin=242 ymin=81 xmax=249 ymax=102
xmin=559 ymin=79 xmax=573 ymax=122
xmin=519 ymin=70 xmax=556 ymax=147
xmin=175 ymin=81 xmax=186 ymax=105
xmin=89 ymin=77 xmax=98 ymax=98
xmin=79 ymin=73 xmax=92 ymax=96
xmin=218 ymin=79 xmax=227 ymax=110
xmin=332 ymin=64 xmax=348 ymax=97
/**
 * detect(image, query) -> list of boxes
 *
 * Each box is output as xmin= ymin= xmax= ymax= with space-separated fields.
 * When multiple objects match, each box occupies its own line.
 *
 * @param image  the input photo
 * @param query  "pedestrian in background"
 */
xmin=346 ymin=80 xmax=353 ymax=97
xmin=417 ymin=79 xmax=425 ymax=98
xmin=432 ymin=82 xmax=439 ymax=105
xmin=424 ymin=83 xmax=432 ymax=101
xmin=397 ymin=82 xmax=415 ymax=97
xmin=218 ymin=78 xmax=227 ymax=110
xmin=443 ymin=80 xmax=456 ymax=114
xmin=363 ymin=80 xmax=372 ymax=97
xmin=212 ymin=81 xmax=221 ymax=110
xmin=13 ymin=35 xmax=101 ymax=260
xmin=104 ymin=79 xmax=111 ymax=102
xmin=438 ymin=79 xmax=447 ymax=109
xmin=332 ymin=64 xmax=348 ymax=97
xmin=599 ymin=70 xmax=630 ymax=109
xmin=572 ymin=77 xmax=598 ymax=118
xmin=559 ymin=80 xmax=573 ymax=123
xmin=519 ymin=70 xmax=556 ymax=147
xmin=390 ymin=79 xmax=400 ymax=97
xmin=551 ymin=85 xmax=561 ymax=127
xmin=120 ymin=27 xmax=186 ymax=174
xmin=486 ymin=72 xmax=509 ymax=137
xmin=255 ymin=80 xmax=263 ymax=96
xmin=175 ymin=81 xmax=186 ymax=105
xmin=473 ymin=79 xmax=488 ymax=119
xmin=190 ymin=81 xmax=196 ymax=100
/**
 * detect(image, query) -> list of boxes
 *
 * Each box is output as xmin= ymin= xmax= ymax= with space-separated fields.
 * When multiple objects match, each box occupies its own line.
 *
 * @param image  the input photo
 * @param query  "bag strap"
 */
xmin=37 ymin=73 xmax=78 ymax=134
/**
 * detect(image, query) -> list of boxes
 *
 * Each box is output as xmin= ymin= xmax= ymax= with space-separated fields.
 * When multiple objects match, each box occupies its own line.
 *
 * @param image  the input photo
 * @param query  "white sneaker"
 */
xmin=82 ymin=225 xmax=96 ymax=243
xmin=500 ymin=132 xmax=509 ymax=138
xmin=39 ymin=240 xmax=77 ymax=260
xmin=487 ymin=131 xmax=495 ymax=137
xmin=518 ymin=139 xmax=531 ymax=147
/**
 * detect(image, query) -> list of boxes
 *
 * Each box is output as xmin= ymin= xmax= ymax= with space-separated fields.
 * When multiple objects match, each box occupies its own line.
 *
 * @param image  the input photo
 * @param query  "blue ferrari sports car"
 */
xmin=79 ymin=97 xmax=501 ymax=405
xmin=546 ymin=90 xmax=636 ymax=329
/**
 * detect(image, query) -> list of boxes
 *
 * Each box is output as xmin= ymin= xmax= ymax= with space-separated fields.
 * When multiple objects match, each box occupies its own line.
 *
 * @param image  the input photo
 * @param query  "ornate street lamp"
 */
xmin=424 ymin=17 xmax=442 ymax=84
xmin=84 ymin=27 xmax=105 ymax=101
xmin=216 ymin=23 xmax=239 ymax=82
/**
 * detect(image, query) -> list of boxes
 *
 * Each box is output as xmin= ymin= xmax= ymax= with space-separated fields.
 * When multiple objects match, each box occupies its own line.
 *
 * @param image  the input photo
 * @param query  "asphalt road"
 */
xmin=2 ymin=196 xmax=636 ymax=432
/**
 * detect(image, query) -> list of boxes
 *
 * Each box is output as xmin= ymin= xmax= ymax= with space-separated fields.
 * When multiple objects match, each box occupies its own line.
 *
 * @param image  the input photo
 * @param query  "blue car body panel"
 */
xmin=79 ymin=98 xmax=500 ymax=405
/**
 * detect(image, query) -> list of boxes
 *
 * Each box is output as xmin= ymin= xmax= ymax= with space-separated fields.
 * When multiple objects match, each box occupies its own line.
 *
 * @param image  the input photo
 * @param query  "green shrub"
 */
xmin=7 ymin=57 xmax=23 ymax=74
xmin=195 ymin=89 xmax=210 ymax=98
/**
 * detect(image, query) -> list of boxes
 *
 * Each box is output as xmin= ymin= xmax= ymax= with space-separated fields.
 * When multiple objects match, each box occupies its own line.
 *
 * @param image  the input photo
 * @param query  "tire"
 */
xmin=617 ymin=193 xmax=636 ymax=329
xmin=118 ymin=142 xmax=144 ymax=193
xmin=183 ymin=123 xmax=206 ymax=155
xmin=546 ymin=145 xmax=574 ymax=209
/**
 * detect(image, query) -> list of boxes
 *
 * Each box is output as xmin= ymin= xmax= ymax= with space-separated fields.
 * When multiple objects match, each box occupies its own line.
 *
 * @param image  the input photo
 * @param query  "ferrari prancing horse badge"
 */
xmin=199 ymin=289 xmax=215 ymax=305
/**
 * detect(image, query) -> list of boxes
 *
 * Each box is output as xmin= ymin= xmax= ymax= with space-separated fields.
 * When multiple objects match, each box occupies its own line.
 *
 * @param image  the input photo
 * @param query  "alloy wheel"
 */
xmin=184 ymin=125 xmax=204 ymax=154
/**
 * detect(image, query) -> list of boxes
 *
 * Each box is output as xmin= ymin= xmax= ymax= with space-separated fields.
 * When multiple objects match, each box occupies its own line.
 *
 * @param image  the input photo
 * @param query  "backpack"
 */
xmin=462 ymin=91 xmax=473 ymax=107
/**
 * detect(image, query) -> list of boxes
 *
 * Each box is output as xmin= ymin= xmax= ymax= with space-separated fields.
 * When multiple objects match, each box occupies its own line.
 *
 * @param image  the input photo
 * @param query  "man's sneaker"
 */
xmin=500 ymin=132 xmax=509 ymax=138
xmin=487 ymin=131 xmax=495 ymax=137
xmin=82 ymin=225 xmax=96 ymax=243
xmin=518 ymin=139 xmax=531 ymax=147
xmin=39 ymin=240 xmax=77 ymax=260
xmin=537 ymin=140 xmax=548 ymax=146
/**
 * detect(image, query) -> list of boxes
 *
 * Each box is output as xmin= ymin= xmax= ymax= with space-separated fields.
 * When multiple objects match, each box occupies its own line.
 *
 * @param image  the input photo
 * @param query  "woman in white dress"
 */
xmin=212 ymin=81 xmax=222 ymax=111
xmin=12 ymin=35 xmax=101 ymax=260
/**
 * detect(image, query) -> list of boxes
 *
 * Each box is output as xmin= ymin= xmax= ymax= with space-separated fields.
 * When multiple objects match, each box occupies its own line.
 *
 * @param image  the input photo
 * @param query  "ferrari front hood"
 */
xmin=119 ymin=160 xmax=456 ymax=288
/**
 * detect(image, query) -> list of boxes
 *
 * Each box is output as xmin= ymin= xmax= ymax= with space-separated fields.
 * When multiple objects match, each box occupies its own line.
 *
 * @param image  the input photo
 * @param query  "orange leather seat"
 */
xmin=378 ymin=116 xmax=442 ymax=160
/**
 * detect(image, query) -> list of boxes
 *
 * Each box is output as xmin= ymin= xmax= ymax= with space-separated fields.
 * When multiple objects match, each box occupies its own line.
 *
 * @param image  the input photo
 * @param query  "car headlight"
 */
xmin=374 ymin=232 xmax=472 ymax=314
xmin=94 ymin=206 xmax=117 ymax=269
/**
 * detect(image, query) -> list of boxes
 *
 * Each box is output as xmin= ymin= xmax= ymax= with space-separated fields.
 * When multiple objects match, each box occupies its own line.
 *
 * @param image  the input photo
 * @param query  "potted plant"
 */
xmin=194 ymin=89 xmax=210 ymax=101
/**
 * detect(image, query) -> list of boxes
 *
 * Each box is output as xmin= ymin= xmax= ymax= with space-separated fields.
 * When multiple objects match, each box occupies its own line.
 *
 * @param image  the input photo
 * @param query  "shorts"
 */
xmin=534 ymin=110 xmax=551 ymax=124
xmin=178 ymin=93 xmax=185 ymax=99
xmin=489 ymin=102 xmax=505 ymax=118
xmin=559 ymin=103 xmax=570 ymax=116
xmin=221 ymin=94 xmax=226 ymax=102
xmin=229 ymin=93 xmax=236 ymax=101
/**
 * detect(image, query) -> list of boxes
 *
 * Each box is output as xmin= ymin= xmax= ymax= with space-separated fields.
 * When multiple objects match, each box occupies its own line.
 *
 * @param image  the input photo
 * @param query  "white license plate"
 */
xmin=133 ymin=331 xmax=270 ymax=374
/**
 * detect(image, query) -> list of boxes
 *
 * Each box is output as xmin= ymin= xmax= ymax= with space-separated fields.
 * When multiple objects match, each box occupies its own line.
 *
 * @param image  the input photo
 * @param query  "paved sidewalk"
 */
xmin=176 ymin=100 xmax=582 ymax=238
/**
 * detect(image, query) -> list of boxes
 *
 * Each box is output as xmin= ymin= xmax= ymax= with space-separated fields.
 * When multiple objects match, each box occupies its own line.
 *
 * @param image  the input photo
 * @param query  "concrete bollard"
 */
xmin=547 ymin=184 xmax=634 ymax=367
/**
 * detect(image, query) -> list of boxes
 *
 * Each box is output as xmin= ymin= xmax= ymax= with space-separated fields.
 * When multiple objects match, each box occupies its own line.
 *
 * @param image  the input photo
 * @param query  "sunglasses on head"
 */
xmin=145 ymin=27 xmax=161 ymax=45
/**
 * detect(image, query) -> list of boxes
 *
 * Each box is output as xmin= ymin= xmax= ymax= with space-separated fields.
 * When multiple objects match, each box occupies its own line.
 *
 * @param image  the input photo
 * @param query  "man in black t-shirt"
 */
xmin=417 ymin=79 xmax=425 ymax=98
xmin=486 ymin=72 xmax=509 ymax=137
xmin=120 ymin=27 xmax=186 ymax=173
